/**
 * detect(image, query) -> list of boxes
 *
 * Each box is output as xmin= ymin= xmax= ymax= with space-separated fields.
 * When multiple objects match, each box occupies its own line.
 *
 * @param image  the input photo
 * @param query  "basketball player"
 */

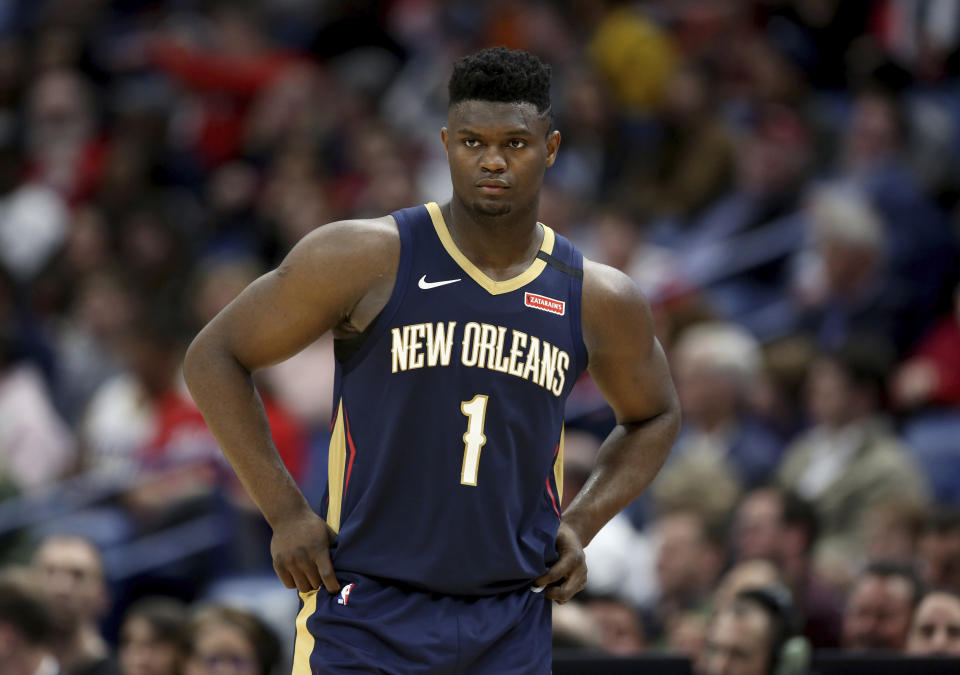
xmin=184 ymin=47 xmax=680 ymax=672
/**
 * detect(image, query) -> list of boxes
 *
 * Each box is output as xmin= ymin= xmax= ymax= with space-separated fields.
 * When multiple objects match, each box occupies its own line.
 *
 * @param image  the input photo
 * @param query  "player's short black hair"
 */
xmin=448 ymin=47 xmax=552 ymax=116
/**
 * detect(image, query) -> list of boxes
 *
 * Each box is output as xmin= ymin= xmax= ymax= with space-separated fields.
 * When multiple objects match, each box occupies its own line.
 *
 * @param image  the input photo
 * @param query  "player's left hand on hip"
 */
xmin=533 ymin=521 xmax=587 ymax=604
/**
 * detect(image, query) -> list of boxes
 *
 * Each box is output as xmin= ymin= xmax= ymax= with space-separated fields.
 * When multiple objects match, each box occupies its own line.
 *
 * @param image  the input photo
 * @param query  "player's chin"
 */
xmin=472 ymin=197 xmax=512 ymax=217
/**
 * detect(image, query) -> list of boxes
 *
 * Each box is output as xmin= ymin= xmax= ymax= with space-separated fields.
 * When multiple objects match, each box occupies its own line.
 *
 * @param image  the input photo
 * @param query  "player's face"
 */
xmin=442 ymin=100 xmax=560 ymax=219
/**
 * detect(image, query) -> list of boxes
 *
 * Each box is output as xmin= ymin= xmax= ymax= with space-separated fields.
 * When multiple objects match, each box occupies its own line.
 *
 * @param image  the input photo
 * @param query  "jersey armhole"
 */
xmin=567 ymin=247 xmax=589 ymax=377
xmin=334 ymin=210 xmax=414 ymax=370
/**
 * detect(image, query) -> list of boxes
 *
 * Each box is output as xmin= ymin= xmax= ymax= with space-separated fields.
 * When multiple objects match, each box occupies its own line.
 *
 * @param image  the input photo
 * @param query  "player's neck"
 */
xmin=443 ymin=197 xmax=543 ymax=280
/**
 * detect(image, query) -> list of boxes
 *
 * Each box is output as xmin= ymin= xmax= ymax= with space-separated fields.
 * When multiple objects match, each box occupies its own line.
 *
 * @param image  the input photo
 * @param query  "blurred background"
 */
xmin=1 ymin=0 xmax=959 ymax=673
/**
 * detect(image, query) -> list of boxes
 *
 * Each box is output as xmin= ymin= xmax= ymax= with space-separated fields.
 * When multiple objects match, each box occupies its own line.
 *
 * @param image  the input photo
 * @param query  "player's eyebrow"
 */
xmin=456 ymin=127 xmax=534 ymax=137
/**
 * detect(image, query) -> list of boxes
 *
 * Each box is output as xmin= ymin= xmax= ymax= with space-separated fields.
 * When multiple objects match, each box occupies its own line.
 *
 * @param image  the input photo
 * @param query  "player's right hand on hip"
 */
xmin=270 ymin=509 xmax=340 ymax=594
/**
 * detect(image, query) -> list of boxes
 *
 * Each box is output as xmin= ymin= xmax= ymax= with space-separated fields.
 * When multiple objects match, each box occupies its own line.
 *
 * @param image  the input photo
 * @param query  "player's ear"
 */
xmin=545 ymin=130 xmax=561 ymax=168
xmin=441 ymin=127 xmax=449 ymax=156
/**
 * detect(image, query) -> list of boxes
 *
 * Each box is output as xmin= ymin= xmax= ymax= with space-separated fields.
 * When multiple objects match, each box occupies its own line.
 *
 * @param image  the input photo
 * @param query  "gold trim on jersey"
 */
xmin=554 ymin=426 xmax=565 ymax=504
xmin=425 ymin=202 xmax=555 ymax=296
xmin=327 ymin=399 xmax=347 ymax=534
xmin=292 ymin=589 xmax=318 ymax=674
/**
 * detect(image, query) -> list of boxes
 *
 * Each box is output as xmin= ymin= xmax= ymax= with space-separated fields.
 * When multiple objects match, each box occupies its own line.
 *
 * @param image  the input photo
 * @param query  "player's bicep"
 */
xmin=582 ymin=262 xmax=677 ymax=424
xmin=211 ymin=268 xmax=339 ymax=371
xmin=200 ymin=220 xmax=397 ymax=372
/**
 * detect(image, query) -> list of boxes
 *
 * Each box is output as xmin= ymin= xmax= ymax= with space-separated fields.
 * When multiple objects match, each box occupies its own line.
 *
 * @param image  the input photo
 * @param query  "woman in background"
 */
xmin=118 ymin=597 xmax=189 ymax=675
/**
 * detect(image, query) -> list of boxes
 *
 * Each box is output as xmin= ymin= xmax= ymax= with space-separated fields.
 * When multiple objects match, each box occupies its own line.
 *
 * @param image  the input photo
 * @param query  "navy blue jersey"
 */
xmin=321 ymin=202 xmax=588 ymax=596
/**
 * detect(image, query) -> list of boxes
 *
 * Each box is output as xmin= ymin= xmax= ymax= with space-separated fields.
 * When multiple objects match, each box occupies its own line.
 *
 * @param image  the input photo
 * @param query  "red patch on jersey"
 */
xmin=524 ymin=292 xmax=565 ymax=316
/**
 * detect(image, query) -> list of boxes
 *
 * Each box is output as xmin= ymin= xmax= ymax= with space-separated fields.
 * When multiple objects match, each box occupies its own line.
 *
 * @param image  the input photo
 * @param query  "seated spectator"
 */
xmin=31 ymin=535 xmax=118 ymax=675
xmin=714 ymin=559 xmax=784 ymax=611
xmin=660 ymin=322 xmax=784 ymax=493
xmin=118 ymin=597 xmax=189 ymax=675
xmin=918 ymin=508 xmax=960 ymax=594
xmin=861 ymin=497 xmax=925 ymax=563
xmin=631 ymin=62 xmax=734 ymax=221
xmin=838 ymin=88 xmax=957 ymax=349
xmin=777 ymin=336 xmax=927 ymax=582
xmin=696 ymin=587 xmax=809 ymax=675
xmin=582 ymin=593 xmax=646 ymax=657
xmin=652 ymin=508 xmax=726 ymax=639
xmin=184 ymin=605 xmax=281 ymax=675
xmin=0 ymin=568 xmax=59 ymax=675
xmin=842 ymin=560 xmax=923 ymax=651
xmin=792 ymin=186 xmax=906 ymax=352
xmin=580 ymin=207 xmax=682 ymax=304
xmin=732 ymin=485 xmax=844 ymax=647
xmin=0 ymin=318 xmax=76 ymax=493
xmin=664 ymin=608 xmax=710 ymax=661
xmin=906 ymin=590 xmax=960 ymax=657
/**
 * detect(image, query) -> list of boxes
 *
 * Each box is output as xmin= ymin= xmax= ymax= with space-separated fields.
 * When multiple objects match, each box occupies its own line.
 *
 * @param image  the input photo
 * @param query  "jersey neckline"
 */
xmin=424 ymin=202 xmax=556 ymax=296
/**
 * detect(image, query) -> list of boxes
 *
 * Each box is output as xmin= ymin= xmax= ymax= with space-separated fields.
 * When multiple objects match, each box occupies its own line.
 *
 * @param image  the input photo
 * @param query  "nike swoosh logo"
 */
xmin=418 ymin=275 xmax=461 ymax=290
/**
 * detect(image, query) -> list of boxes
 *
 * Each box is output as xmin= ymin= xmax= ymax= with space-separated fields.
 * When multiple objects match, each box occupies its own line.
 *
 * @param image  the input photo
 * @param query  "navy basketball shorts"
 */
xmin=291 ymin=572 xmax=552 ymax=674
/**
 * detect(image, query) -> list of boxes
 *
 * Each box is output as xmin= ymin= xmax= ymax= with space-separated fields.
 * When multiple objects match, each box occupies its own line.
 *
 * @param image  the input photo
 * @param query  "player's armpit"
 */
xmin=203 ymin=216 xmax=400 ymax=373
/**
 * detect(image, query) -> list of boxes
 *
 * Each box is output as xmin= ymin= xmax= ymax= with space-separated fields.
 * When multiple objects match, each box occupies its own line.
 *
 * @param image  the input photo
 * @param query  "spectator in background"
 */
xmin=0 ymin=314 xmax=76 ymax=493
xmin=696 ymin=587 xmax=808 ymax=675
xmin=581 ymin=594 xmax=646 ymax=657
xmin=631 ymin=62 xmax=734 ymax=221
xmin=906 ymin=589 xmax=960 ymax=657
xmin=587 ymin=4 xmax=677 ymax=113
xmin=842 ymin=561 xmax=923 ymax=651
xmin=51 ymin=266 xmax=135 ymax=427
xmin=118 ymin=597 xmax=188 ymax=675
xmin=0 ymin=569 xmax=59 ymax=675
xmin=24 ymin=68 xmax=103 ymax=204
xmin=713 ymin=559 xmax=783 ymax=611
xmin=777 ymin=336 xmax=927 ymax=585
xmin=673 ymin=104 xmax=812 ymax=330
xmin=581 ymin=206 xmax=682 ymax=305
xmin=653 ymin=508 xmax=726 ymax=640
xmin=792 ymin=186 xmax=903 ymax=352
xmin=838 ymin=87 xmax=957 ymax=349
xmin=732 ymin=486 xmax=843 ymax=647
xmin=184 ymin=605 xmax=280 ymax=675
xmin=147 ymin=2 xmax=306 ymax=170
xmin=860 ymin=497 xmax=926 ymax=563
xmin=31 ymin=535 xmax=117 ymax=675
xmin=659 ymin=322 xmax=783 ymax=495
xmin=918 ymin=509 xmax=960 ymax=594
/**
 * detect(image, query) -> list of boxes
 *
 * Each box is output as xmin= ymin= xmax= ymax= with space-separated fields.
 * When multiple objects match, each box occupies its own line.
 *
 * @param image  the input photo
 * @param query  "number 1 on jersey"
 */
xmin=460 ymin=394 xmax=488 ymax=486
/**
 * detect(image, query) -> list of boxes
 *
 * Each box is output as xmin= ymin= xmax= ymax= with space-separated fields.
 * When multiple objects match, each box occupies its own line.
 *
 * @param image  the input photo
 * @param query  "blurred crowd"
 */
xmin=1 ymin=0 xmax=960 ymax=673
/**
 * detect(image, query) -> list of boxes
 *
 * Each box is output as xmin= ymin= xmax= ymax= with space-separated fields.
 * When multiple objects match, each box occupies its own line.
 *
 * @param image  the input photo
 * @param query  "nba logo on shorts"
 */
xmin=337 ymin=583 xmax=355 ymax=606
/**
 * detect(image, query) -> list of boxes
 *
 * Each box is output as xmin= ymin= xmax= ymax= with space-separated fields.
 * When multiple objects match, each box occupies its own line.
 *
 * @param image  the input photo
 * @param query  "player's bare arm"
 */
xmin=534 ymin=259 xmax=681 ymax=603
xmin=183 ymin=217 xmax=399 ymax=595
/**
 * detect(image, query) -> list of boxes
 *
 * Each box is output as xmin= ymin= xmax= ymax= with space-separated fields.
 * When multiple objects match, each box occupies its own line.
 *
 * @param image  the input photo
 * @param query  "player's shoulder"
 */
xmin=300 ymin=214 xmax=399 ymax=251
xmin=580 ymin=257 xmax=654 ymax=351
xmin=581 ymin=257 xmax=648 ymax=311
xmin=282 ymin=214 xmax=400 ymax=272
